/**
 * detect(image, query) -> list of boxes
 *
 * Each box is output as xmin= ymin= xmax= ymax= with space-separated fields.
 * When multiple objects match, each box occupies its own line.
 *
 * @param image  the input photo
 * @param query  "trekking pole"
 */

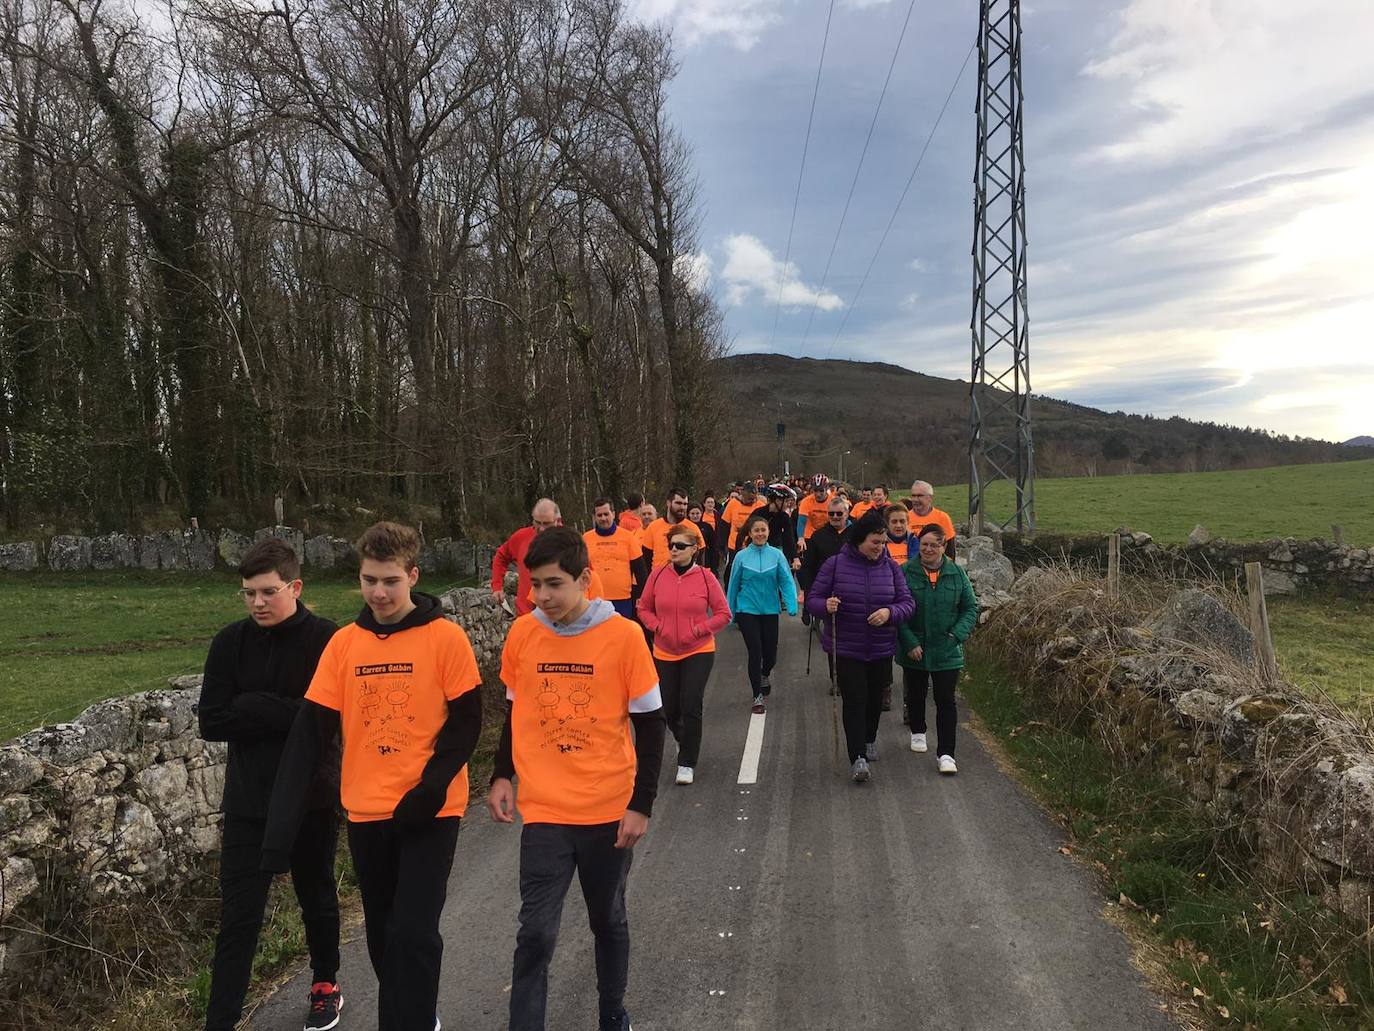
xmin=805 ymin=618 xmax=814 ymax=676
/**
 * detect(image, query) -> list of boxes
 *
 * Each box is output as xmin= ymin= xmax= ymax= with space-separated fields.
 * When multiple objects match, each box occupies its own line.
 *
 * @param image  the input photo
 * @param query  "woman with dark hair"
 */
xmin=687 ymin=501 xmax=719 ymax=576
xmin=805 ymin=513 xmax=915 ymax=783
xmin=726 ymin=512 xmax=799 ymax=714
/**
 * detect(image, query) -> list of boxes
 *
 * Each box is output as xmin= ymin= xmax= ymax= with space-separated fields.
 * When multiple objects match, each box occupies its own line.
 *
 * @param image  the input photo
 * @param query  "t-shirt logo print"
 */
xmin=354 ymin=662 xmax=417 ymax=756
xmin=534 ymin=662 xmax=598 ymax=754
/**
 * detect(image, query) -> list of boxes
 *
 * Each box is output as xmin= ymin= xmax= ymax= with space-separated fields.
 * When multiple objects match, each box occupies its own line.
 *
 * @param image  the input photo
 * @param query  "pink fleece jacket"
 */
xmin=636 ymin=562 xmax=731 ymax=659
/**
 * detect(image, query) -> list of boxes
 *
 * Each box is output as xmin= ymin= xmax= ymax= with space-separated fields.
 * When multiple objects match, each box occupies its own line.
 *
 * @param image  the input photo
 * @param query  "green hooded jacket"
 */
xmin=896 ymin=556 xmax=978 ymax=671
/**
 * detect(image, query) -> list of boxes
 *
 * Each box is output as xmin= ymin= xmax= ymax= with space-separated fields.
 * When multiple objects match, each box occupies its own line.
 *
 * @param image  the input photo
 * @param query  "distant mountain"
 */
xmin=706 ymin=353 xmax=1373 ymax=486
xmin=1345 ymin=436 xmax=1374 ymax=447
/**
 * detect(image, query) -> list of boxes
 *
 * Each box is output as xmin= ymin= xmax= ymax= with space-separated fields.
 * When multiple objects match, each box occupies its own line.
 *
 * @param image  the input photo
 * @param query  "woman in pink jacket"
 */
xmin=637 ymin=524 xmax=732 ymax=785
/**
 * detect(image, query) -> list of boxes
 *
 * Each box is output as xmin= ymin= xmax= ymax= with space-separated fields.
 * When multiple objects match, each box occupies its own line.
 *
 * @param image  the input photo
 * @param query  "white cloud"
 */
xmin=626 ymin=0 xmax=784 ymax=50
xmin=676 ymin=249 xmax=713 ymax=293
xmin=1083 ymin=0 xmax=1374 ymax=163
xmin=720 ymin=234 xmax=844 ymax=312
xmin=907 ymin=258 xmax=933 ymax=273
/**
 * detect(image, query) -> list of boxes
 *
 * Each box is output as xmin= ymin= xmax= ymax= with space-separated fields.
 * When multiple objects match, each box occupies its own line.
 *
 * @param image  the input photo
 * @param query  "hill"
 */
xmin=935 ymin=459 xmax=1374 ymax=545
xmin=709 ymin=353 xmax=1371 ymax=487
xmin=1346 ymin=436 xmax=1374 ymax=447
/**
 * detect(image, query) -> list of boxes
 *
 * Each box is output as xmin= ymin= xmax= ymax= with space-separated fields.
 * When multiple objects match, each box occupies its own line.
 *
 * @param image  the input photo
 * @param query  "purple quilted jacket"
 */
xmin=805 ymin=544 xmax=915 ymax=661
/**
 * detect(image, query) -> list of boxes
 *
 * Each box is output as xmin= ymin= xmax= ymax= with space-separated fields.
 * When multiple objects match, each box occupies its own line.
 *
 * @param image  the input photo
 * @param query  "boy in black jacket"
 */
xmin=198 ymin=538 xmax=343 ymax=1031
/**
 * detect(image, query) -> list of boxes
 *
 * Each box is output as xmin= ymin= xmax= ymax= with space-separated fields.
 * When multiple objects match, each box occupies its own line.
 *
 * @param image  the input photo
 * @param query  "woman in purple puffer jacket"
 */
xmin=805 ymin=512 xmax=915 ymax=783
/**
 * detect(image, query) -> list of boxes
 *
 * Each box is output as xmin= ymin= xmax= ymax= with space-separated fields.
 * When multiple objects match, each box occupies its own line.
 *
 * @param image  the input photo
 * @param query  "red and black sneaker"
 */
xmin=305 ymin=981 xmax=343 ymax=1031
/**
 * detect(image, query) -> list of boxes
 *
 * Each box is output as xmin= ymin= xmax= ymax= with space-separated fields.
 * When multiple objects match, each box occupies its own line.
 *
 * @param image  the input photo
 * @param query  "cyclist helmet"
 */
xmin=761 ymin=482 xmax=797 ymax=502
xmin=810 ymin=473 xmax=829 ymax=492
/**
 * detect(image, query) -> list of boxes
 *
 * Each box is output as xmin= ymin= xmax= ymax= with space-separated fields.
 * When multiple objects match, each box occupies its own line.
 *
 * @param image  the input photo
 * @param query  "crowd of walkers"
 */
xmin=195 ymin=471 xmax=977 ymax=1031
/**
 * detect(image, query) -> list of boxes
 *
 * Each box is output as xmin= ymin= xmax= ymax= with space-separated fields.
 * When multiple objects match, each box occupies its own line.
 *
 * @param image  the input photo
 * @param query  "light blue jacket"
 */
xmin=726 ymin=543 xmax=798 ymax=617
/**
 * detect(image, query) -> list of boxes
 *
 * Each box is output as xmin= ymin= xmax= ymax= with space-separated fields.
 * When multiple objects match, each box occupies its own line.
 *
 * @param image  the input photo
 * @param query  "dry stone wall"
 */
xmin=0 ymin=595 xmax=512 ymax=982
xmin=0 ymin=526 xmax=500 ymax=580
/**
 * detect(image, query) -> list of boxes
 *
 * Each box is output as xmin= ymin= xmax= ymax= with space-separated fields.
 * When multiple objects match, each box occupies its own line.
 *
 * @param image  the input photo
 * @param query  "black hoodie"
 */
xmin=198 ymin=603 xmax=339 ymax=818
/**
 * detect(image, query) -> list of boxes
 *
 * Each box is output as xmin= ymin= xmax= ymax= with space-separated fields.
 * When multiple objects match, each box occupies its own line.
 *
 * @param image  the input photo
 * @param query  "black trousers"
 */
xmin=511 ymin=822 xmax=633 ymax=1030
xmin=905 ymin=667 xmax=961 ymax=756
xmin=347 ymin=816 xmax=462 ymax=1031
xmin=836 ymin=656 xmax=892 ymax=762
xmin=205 ymin=808 xmax=341 ymax=1031
xmin=656 ymin=651 xmax=714 ymax=768
xmin=735 ymin=612 xmax=779 ymax=695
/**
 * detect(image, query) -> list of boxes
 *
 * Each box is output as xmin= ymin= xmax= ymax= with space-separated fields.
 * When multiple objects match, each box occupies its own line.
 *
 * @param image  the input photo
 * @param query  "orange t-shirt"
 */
xmin=618 ymin=510 xmax=642 ymax=535
xmin=306 ymin=617 xmax=482 ymax=822
xmin=641 ymin=517 xmax=705 ymax=568
xmin=910 ymin=506 xmax=957 ymax=542
xmin=886 ymin=537 xmax=910 ymax=565
xmin=797 ymin=492 xmax=833 ymax=539
xmin=926 ymin=566 xmax=940 ymax=586
xmin=500 ymin=613 xmax=659 ymax=825
xmin=850 ymin=501 xmax=874 ymax=521
xmin=719 ymin=498 xmax=765 ymax=551
xmin=702 ymin=511 xmax=718 ymax=529
xmin=582 ymin=527 xmax=642 ymax=601
xmin=527 ymin=568 xmax=607 ymax=605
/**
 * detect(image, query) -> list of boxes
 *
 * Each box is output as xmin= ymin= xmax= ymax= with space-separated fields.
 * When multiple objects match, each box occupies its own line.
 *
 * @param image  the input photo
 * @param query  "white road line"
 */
xmin=737 ymin=711 xmax=767 ymax=784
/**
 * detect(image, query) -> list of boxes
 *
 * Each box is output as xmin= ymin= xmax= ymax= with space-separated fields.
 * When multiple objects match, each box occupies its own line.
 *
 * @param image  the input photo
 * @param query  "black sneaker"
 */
xmin=305 ymin=982 xmax=343 ymax=1030
xmin=600 ymin=1009 xmax=633 ymax=1031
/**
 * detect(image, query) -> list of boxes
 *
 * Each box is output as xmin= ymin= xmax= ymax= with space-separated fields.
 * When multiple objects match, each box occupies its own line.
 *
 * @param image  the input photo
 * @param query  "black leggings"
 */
xmin=734 ymin=613 xmax=779 ymax=695
xmin=656 ymin=651 xmax=714 ymax=767
xmin=905 ymin=667 xmax=961 ymax=756
xmin=836 ymin=656 xmax=892 ymax=762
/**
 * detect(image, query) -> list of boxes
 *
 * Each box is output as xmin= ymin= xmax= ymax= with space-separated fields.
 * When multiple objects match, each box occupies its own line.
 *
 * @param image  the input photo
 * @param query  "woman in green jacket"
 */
xmin=897 ymin=524 xmax=978 ymax=774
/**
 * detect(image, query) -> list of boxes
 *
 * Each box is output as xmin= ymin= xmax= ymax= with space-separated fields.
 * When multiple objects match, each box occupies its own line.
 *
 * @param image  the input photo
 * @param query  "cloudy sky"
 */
xmin=628 ymin=0 xmax=1374 ymax=443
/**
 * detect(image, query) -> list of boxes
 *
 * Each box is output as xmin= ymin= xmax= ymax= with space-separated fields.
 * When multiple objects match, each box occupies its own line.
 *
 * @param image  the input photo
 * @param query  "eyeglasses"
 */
xmin=238 ymin=583 xmax=293 ymax=601
xmin=828 ymin=511 xmax=846 ymax=517
xmin=667 ymin=541 xmax=695 ymax=551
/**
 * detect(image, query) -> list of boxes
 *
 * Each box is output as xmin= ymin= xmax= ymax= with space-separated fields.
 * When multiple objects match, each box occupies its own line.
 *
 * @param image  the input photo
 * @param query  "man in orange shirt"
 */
xmin=909 ymin=479 xmax=958 ymax=556
xmin=492 ymin=498 xmax=561 ymax=615
xmin=618 ymin=493 xmax=644 ymax=536
xmin=489 ymin=528 xmax=664 ymax=1031
xmin=584 ymin=497 xmax=650 ymax=619
xmin=850 ymin=486 xmax=875 ymax=521
xmin=641 ymin=487 xmax=705 ymax=568
xmin=795 ymin=474 xmax=833 ymax=550
xmin=263 ymin=522 xmax=482 ymax=1031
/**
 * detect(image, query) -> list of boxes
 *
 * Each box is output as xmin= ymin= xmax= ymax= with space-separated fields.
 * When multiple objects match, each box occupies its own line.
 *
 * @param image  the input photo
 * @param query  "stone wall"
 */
xmin=1000 ymin=528 xmax=1373 ymax=596
xmin=0 ymin=595 xmax=512 ymax=981
xmin=996 ymin=568 xmax=1374 ymax=924
xmin=0 ymin=526 xmax=499 ymax=580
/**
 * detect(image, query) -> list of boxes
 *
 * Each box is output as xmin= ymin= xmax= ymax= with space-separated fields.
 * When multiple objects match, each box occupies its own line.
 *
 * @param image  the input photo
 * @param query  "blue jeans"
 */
xmin=510 ymin=822 xmax=632 ymax=1029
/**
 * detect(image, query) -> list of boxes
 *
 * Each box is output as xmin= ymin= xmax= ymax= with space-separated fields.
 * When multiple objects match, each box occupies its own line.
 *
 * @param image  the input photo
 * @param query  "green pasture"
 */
xmin=930 ymin=458 xmax=1374 ymax=544
xmin=0 ymin=569 xmax=473 ymax=742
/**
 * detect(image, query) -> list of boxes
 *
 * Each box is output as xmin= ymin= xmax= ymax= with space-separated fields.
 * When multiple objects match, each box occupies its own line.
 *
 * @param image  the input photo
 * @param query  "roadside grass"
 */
xmin=963 ymin=653 xmax=1374 ymax=1029
xmin=925 ymin=458 xmax=1374 ymax=544
xmin=0 ymin=569 xmax=474 ymax=740
xmin=1268 ymin=594 xmax=1374 ymax=711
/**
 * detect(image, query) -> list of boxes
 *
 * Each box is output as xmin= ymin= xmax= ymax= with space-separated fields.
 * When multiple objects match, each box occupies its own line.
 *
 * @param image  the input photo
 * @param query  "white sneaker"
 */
xmin=675 ymin=765 xmax=694 ymax=786
xmin=938 ymin=754 xmax=958 ymax=775
xmin=910 ymin=733 xmax=927 ymax=753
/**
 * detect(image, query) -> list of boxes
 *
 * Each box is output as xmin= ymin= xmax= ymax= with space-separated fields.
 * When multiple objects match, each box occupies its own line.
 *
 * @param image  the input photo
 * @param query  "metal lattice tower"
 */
xmin=969 ymin=0 xmax=1034 ymax=533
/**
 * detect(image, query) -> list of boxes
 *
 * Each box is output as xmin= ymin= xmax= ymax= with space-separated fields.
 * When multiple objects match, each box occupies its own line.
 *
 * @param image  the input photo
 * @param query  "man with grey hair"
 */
xmin=491 ymin=498 xmax=561 ymax=615
xmin=908 ymin=480 xmax=956 ymax=544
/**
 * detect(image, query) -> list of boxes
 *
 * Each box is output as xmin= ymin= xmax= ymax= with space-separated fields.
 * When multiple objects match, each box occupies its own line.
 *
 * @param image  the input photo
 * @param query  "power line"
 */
xmin=799 ymin=0 xmax=921 ymax=351
xmin=768 ymin=0 xmax=837 ymax=350
xmin=824 ymin=41 xmax=976 ymax=360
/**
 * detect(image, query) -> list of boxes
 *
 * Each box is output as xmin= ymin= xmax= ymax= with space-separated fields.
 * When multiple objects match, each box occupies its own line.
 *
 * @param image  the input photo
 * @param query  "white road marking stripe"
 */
xmin=737 ymin=712 xmax=766 ymax=784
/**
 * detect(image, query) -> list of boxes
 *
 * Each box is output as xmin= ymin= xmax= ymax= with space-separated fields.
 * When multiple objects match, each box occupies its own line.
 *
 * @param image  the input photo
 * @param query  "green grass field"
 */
xmin=0 ymin=569 xmax=474 ymax=742
xmin=931 ymin=458 xmax=1374 ymax=544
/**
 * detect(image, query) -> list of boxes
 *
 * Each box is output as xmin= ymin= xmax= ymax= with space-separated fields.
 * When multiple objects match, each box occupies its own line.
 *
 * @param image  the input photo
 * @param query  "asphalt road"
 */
xmin=248 ymin=614 xmax=1175 ymax=1031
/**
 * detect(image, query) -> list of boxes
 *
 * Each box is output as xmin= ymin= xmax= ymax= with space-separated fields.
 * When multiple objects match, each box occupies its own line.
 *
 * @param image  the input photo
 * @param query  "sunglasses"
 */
xmin=667 ymin=541 xmax=695 ymax=551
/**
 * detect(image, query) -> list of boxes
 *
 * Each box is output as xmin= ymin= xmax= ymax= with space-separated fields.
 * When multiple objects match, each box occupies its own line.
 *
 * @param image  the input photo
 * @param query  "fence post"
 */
xmin=1106 ymin=533 xmax=1121 ymax=601
xmin=1244 ymin=562 xmax=1279 ymax=684
xmin=1332 ymin=524 xmax=1345 ymax=548
xmin=274 ymin=495 xmax=284 ymax=525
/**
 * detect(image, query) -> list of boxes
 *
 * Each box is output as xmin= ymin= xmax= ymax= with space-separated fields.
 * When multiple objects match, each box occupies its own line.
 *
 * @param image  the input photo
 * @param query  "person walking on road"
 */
xmin=796 ymin=474 xmax=833 ymax=549
xmin=584 ymin=497 xmax=650 ymax=620
xmin=760 ymin=483 xmax=801 ymax=569
xmin=898 ymin=524 xmax=978 ymax=775
xmin=688 ymin=500 xmax=720 ymax=576
xmin=637 ymin=526 xmax=731 ymax=786
xmin=492 ymin=498 xmax=561 ymax=615
xmin=726 ymin=513 xmax=799 ymax=714
xmin=797 ymin=495 xmax=848 ymax=633
xmin=908 ymin=479 xmax=958 ymax=558
xmin=641 ymin=488 xmax=706 ymax=569
xmin=805 ymin=513 xmax=914 ymax=783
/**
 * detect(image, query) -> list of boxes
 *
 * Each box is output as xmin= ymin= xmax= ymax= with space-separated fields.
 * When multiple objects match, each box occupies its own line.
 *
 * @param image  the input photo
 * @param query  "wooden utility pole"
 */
xmin=1244 ymin=562 xmax=1279 ymax=683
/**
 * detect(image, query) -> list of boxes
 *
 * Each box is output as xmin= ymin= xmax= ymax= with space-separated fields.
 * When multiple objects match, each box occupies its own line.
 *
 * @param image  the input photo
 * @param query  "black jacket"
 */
xmin=198 ymin=603 xmax=339 ymax=818
xmin=798 ymin=524 xmax=844 ymax=593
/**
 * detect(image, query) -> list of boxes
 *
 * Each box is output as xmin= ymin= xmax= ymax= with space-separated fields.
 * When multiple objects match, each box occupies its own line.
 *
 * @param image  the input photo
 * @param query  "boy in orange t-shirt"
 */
xmin=263 ymin=522 xmax=482 ymax=1031
xmin=488 ymin=527 xmax=665 ymax=1031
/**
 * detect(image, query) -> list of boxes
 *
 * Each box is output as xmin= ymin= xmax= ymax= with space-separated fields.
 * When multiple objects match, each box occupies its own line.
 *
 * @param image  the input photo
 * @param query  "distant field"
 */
xmin=931 ymin=458 xmax=1374 ymax=544
xmin=0 ymin=569 xmax=474 ymax=742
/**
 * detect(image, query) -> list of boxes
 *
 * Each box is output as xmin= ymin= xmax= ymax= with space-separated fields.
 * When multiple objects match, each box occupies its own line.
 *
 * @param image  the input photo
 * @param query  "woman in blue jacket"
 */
xmin=727 ymin=513 xmax=799 ymax=714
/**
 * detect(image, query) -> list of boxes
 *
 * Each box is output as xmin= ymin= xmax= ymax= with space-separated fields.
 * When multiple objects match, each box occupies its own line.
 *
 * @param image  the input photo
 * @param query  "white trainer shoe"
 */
xmin=675 ymin=765 xmax=694 ymax=786
xmin=938 ymin=754 xmax=958 ymax=775
xmin=910 ymin=733 xmax=928 ymax=753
